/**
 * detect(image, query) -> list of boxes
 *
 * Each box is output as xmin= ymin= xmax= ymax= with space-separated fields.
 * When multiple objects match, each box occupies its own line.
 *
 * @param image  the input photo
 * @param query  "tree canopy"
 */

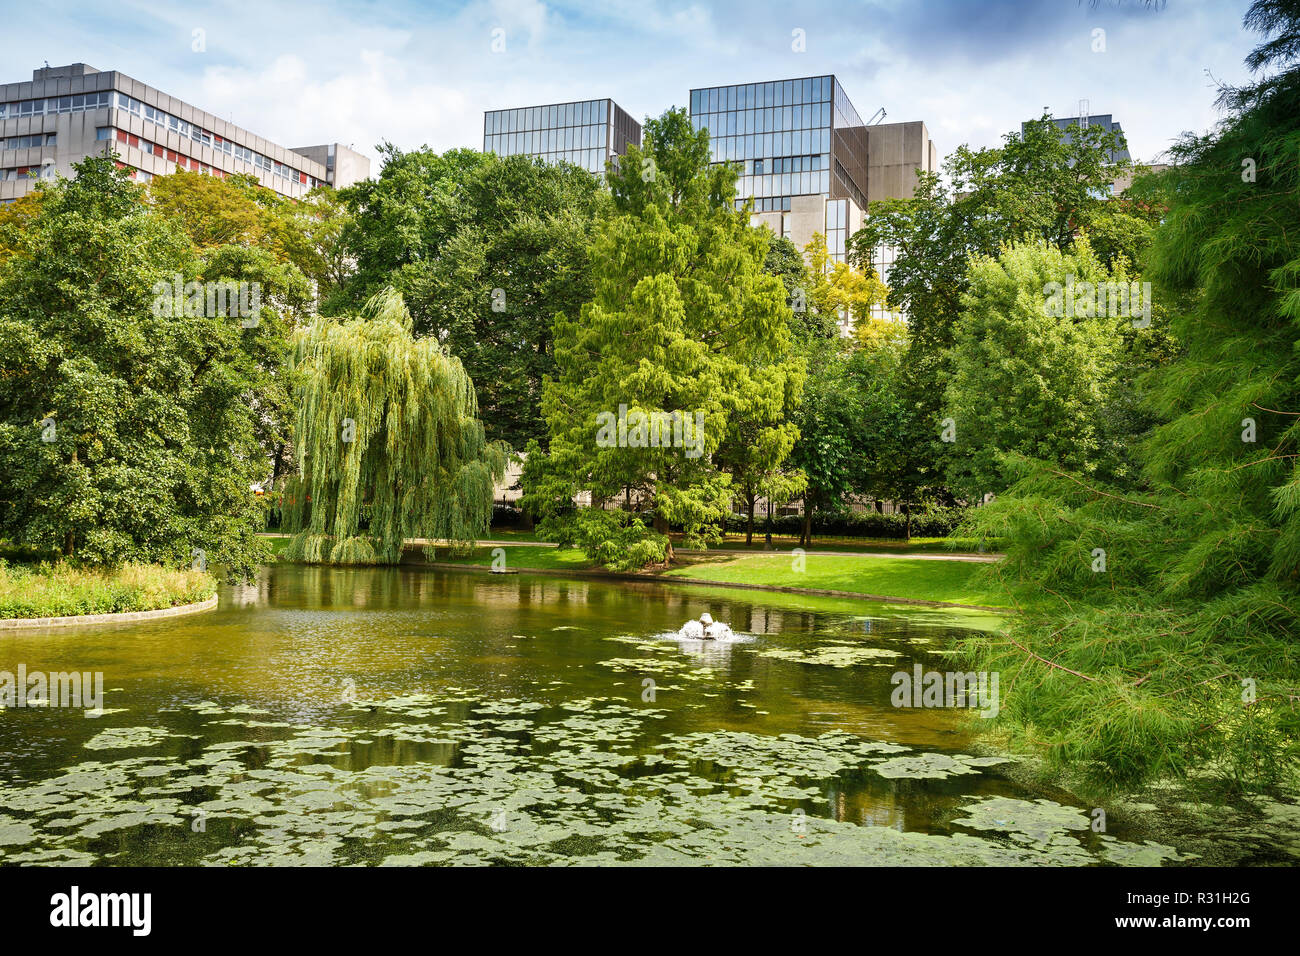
xmin=0 ymin=157 xmax=283 ymax=575
xmin=524 ymin=108 xmax=803 ymax=568
xmin=281 ymin=289 xmax=506 ymax=565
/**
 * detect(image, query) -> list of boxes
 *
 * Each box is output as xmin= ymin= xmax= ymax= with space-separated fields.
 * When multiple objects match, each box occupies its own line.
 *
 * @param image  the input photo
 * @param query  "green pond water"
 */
xmin=0 ymin=564 xmax=1292 ymax=866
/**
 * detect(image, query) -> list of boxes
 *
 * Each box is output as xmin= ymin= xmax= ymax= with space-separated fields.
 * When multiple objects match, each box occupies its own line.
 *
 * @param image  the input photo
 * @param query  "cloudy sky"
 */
xmin=3 ymin=0 xmax=1265 ymax=171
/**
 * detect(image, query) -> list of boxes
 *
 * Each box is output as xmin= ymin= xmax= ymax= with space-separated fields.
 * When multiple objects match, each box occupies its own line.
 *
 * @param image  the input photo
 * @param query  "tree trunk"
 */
xmin=764 ymin=499 xmax=774 ymax=550
xmin=801 ymin=500 xmax=813 ymax=548
xmin=904 ymin=502 xmax=912 ymax=542
xmin=745 ymin=494 xmax=756 ymax=545
xmin=654 ymin=511 xmax=674 ymax=566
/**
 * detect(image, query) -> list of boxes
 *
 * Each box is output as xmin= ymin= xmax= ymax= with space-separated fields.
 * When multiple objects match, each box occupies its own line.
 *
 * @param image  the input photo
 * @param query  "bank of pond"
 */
xmin=1 ymin=561 xmax=1296 ymax=866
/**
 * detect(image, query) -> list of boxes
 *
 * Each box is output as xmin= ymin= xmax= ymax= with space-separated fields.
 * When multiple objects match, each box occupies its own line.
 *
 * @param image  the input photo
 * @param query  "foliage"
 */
xmin=942 ymin=240 xmax=1129 ymax=500
xmin=280 ymin=289 xmax=506 ymax=564
xmin=338 ymin=146 xmax=606 ymax=447
xmin=850 ymin=114 xmax=1162 ymax=501
xmin=0 ymin=559 xmax=215 ymax=619
xmin=959 ymin=2 xmax=1300 ymax=791
xmin=0 ymin=156 xmax=275 ymax=576
xmin=802 ymin=232 xmax=888 ymax=338
xmin=790 ymin=338 xmax=859 ymax=545
xmin=525 ymin=108 xmax=801 ymax=568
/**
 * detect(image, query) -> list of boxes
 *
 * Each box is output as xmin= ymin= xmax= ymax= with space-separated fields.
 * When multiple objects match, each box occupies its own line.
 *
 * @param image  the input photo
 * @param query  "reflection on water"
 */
xmin=0 ymin=564 xmax=1278 ymax=865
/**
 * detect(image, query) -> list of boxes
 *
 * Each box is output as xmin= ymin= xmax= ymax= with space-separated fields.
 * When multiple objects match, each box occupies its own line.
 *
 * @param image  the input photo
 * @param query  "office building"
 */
xmin=483 ymin=98 xmax=641 ymax=175
xmin=1 ymin=63 xmax=368 ymax=204
xmin=690 ymin=74 xmax=936 ymax=323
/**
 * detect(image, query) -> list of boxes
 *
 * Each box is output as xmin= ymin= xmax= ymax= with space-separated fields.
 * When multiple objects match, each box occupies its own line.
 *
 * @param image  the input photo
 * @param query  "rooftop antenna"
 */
xmin=1079 ymin=98 xmax=1090 ymax=127
xmin=865 ymin=107 xmax=886 ymax=126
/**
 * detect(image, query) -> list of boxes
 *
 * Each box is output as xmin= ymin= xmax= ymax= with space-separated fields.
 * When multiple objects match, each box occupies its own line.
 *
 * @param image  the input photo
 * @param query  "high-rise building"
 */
xmin=690 ymin=74 xmax=936 ymax=323
xmin=0 ymin=63 xmax=369 ymax=204
xmin=483 ymin=98 xmax=641 ymax=175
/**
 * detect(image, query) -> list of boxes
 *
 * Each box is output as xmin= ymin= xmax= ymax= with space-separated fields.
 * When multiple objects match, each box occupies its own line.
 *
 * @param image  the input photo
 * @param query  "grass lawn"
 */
xmin=429 ymin=545 xmax=594 ymax=571
xmin=0 ymin=561 xmax=217 ymax=619
xmin=423 ymin=544 xmax=1012 ymax=608
xmin=663 ymin=552 xmax=1011 ymax=608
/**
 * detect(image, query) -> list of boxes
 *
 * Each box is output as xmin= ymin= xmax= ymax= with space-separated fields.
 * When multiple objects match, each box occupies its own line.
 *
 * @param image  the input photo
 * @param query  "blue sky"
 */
xmin=2 ymin=0 xmax=1264 ymax=172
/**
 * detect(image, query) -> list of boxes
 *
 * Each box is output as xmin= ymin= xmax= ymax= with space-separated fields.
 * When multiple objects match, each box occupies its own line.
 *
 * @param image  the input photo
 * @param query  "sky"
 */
xmin=1 ymin=0 xmax=1267 ymax=173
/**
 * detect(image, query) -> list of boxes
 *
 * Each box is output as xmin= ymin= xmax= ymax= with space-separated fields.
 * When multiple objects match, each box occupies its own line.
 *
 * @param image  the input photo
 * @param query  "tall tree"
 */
xmin=525 ymin=108 xmax=801 ymax=568
xmin=942 ymin=240 xmax=1130 ymax=501
xmin=961 ymin=0 xmax=1300 ymax=790
xmin=338 ymin=146 xmax=605 ymax=447
xmin=849 ymin=116 xmax=1158 ymax=501
xmin=281 ymin=289 xmax=506 ymax=565
xmin=0 ymin=157 xmax=276 ymax=575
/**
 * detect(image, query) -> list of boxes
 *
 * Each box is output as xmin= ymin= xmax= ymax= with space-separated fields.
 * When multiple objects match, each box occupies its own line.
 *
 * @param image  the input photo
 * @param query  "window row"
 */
xmin=2 ymin=133 xmax=55 ymax=149
xmin=692 ymin=77 xmax=832 ymax=116
xmin=486 ymin=100 xmax=608 ymax=135
xmin=0 ymin=91 xmax=111 ymax=117
xmin=494 ymin=147 xmax=605 ymax=174
xmin=708 ymin=128 xmax=830 ymax=163
xmin=484 ymin=123 xmax=605 ymax=156
xmin=1 ymin=165 xmax=46 ymax=181
xmin=736 ymin=170 xmax=830 ymax=199
xmin=109 ymin=94 xmax=316 ymax=184
xmin=96 ymin=126 xmax=318 ymax=188
xmin=115 ymin=160 xmax=154 ymax=184
xmin=735 ymin=195 xmax=793 ymax=213
xmin=751 ymin=153 xmax=824 ymax=176
xmin=692 ymin=102 xmax=831 ymax=137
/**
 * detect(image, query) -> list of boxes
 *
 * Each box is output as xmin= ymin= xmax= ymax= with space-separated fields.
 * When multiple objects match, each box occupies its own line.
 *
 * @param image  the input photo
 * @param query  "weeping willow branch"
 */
xmin=281 ymin=288 xmax=508 ymax=564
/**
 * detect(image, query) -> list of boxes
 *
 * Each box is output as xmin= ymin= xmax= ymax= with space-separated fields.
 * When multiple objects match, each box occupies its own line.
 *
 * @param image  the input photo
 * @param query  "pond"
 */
xmin=0 ymin=564 xmax=1283 ymax=865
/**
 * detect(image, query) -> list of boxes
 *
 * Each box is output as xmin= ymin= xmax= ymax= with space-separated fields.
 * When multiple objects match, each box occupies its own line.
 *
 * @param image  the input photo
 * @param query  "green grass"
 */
xmin=425 ymin=544 xmax=1011 ymax=608
xmin=664 ymin=552 xmax=1011 ymax=607
xmin=0 ymin=561 xmax=218 ymax=619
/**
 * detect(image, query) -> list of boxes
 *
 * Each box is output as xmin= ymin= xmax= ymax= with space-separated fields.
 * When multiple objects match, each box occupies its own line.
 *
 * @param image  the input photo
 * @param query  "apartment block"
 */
xmin=1 ymin=63 xmax=369 ymax=203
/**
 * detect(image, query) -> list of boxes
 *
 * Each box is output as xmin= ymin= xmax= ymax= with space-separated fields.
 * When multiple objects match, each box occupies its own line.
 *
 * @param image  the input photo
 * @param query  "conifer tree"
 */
xmin=961 ymin=0 xmax=1300 ymax=789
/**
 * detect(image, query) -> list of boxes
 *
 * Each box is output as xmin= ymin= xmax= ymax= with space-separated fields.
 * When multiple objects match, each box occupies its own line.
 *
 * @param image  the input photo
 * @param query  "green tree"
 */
xmin=790 ymin=337 xmax=858 ymax=546
xmin=339 ymin=146 xmax=606 ymax=447
xmin=281 ymin=289 xmax=506 ymax=565
xmin=525 ymin=108 xmax=800 ymax=568
xmin=849 ymin=115 xmax=1159 ymax=501
xmin=941 ymin=240 xmax=1129 ymax=501
xmin=0 ymin=157 xmax=276 ymax=575
xmin=960 ymin=0 xmax=1300 ymax=790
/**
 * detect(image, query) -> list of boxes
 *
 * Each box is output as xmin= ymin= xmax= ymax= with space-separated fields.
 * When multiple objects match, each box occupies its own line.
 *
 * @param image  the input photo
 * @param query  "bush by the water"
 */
xmin=0 ymin=561 xmax=217 ymax=619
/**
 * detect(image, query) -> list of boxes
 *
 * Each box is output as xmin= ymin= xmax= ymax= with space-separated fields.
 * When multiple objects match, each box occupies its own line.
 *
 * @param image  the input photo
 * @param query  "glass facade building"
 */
xmin=689 ymin=75 xmax=869 ymax=219
xmin=483 ymin=98 xmax=641 ymax=175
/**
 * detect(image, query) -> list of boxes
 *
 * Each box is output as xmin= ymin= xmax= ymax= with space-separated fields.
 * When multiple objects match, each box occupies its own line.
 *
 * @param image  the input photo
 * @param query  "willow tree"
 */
xmin=281 ymin=289 xmax=507 ymax=564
